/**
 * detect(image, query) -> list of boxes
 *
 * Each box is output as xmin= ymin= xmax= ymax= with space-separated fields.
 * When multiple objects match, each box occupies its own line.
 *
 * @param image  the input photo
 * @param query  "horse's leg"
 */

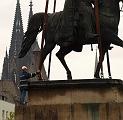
xmin=94 ymin=48 xmax=106 ymax=78
xmin=56 ymin=47 xmax=72 ymax=80
xmin=38 ymin=42 xmax=56 ymax=80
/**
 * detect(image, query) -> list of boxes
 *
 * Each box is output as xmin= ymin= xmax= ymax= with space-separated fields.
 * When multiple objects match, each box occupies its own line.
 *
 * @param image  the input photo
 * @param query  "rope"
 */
xmin=94 ymin=0 xmax=102 ymax=54
xmin=41 ymin=0 xmax=49 ymax=50
xmin=94 ymin=0 xmax=112 ymax=78
xmin=38 ymin=0 xmax=49 ymax=80
xmin=106 ymin=51 xmax=112 ymax=79
xmin=94 ymin=0 xmax=104 ymax=78
xmin=48 ymin=0 xmax=57 ymax=80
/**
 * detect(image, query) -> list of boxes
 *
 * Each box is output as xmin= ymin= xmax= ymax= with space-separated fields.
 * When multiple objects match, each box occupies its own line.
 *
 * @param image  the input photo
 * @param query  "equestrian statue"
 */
xmin=18 ymin=0 xmax=123 ymax=80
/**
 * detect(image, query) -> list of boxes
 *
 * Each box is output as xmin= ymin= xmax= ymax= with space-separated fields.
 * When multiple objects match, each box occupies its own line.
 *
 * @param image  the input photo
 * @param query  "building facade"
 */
xmin=0 ymin=100 xmax=15 ymax=120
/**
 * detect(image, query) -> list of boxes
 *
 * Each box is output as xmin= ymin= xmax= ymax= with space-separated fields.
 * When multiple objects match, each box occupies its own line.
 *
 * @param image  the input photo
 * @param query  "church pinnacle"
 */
xmin=1 ymin=0 xmax=47 ymax=83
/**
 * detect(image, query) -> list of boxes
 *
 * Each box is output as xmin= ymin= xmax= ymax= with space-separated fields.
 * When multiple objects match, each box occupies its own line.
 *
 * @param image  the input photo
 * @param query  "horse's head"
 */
xmin=18 ymin=13 xmax=45 ymax=58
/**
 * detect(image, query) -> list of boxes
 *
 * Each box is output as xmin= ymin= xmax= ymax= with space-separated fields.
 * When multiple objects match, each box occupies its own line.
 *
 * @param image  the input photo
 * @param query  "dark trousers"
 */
xmin=20 ymin=86 xmax=28 ymax=104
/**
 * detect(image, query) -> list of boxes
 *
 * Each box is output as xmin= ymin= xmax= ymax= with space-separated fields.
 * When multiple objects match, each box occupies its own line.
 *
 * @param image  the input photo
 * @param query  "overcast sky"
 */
xmin=0 ymin=0 xmax=123 ymax=80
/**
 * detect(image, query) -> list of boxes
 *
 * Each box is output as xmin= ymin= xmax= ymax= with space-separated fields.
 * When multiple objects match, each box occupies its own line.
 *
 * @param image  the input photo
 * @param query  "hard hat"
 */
xmin=21 ymin=66 xmax=28 ymax=70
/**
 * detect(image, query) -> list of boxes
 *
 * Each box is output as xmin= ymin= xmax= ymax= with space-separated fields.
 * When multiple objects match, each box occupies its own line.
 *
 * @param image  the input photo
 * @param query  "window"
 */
xmin=6 ymin=111 xmax=8 ymax=119
xmin=2 ymin=96 xmax=5 ymax=100
xmin=2 ymin=110 xmax=5 ymax=120
xmin=88 ymin=104 xmax=99 ymax=120
xmin=1 ymin=96 xmax=7 ymax=101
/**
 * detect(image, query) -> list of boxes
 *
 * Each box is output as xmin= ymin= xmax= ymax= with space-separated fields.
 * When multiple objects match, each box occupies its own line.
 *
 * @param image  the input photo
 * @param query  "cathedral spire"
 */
xmin=9 ymin=0 xmax=24 ymax=58
xmin=7 ymin=0 xmax=24 ymax=82
xmin=29 ymin=0 xmax=33 ymax=20
xmin=1 ymin=0 xmax=47 ymax=82
xmin=27 ymin=0 xmax=33 ymax=29
xmin=1 ymin=48 xmax=9 ymax=80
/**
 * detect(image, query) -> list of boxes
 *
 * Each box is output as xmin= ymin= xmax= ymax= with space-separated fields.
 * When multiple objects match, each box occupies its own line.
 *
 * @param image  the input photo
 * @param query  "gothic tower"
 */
xmin=1 ymin=0 xmax=47 ymax=85
xmin=8 ymin=0 xmax=24 ymax=84
xmin=1 ymin=48 xmax=9 ymax=80
xmin=1 ymin=0 xmax=24 ymax=83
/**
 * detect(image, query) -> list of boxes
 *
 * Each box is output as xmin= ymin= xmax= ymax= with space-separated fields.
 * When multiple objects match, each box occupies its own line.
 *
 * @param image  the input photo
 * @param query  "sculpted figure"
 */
xmin=18 ymin=0 xmax=123 ymax=79
xmin=56 ymin=0 xmax=76 ymax=47
xmin=99 ymin=0 xmax=120 ymax=33
xmin=57 ymin=0 xmax=98 ymax=48
xmin=78 ymin=0 xmax=99 ymax=39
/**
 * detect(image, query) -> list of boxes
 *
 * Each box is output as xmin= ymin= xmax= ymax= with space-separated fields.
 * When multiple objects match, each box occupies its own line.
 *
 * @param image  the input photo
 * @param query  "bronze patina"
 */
xmin=18 ymin=0 xmax=123 ymax=80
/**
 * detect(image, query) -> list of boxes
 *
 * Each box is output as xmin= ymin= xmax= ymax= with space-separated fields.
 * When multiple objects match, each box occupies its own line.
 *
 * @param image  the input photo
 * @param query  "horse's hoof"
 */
xmin=67 ymin=74 xmax=72 ymax=80
xmin=68 ymin=77 xmax=72 ymax=80
xmin=94 ymin=74 xmax=100 ymax=79
xmin=66 ymin=71 xmax=72 ymax=80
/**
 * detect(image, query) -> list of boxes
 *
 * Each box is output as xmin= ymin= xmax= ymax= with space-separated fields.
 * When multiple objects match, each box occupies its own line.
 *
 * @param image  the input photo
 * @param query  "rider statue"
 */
xmin=58 ymin=0 xmax=99 ymax=48
xmin=78 ymin=0 xmax=98 ymax=39
xmin=98 ymin=0 xmax=120 ymax=34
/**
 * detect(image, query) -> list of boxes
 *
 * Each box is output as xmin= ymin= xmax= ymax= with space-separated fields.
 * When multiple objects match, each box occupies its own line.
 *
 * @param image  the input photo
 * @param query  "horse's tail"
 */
xmin=18 ymin=13 xmax=44 ymax=58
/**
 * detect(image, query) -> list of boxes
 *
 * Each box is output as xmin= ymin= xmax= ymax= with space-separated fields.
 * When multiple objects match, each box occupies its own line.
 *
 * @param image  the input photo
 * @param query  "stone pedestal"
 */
xmin=15 ymin=79 xmax=123 ymax=120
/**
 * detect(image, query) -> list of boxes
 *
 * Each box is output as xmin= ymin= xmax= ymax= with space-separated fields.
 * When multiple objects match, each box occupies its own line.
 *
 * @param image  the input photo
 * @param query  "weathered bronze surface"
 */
xmin=18 ymin=0 xmax=123 ymax=79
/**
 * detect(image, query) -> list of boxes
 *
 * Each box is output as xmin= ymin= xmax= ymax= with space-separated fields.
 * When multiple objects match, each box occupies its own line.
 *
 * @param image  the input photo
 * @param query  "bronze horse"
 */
xmin=19 ymin=0 xmax=123 ymax=79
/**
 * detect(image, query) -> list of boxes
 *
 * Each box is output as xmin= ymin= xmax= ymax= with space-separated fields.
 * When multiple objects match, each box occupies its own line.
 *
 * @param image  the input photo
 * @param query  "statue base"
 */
xmin=15 ymin=79 xmax=123 ymax=120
